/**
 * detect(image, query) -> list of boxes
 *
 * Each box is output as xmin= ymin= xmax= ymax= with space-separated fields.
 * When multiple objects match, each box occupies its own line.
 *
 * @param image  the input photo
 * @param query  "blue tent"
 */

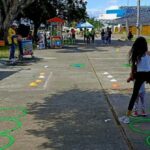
xmin=76 ymin=22 xmax=84 ymax=28
xmin=76 ymin=21 xmax=94 ymax=28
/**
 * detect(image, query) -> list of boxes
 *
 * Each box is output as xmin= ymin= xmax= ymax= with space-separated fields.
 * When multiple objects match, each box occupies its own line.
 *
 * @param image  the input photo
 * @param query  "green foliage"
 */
xmin=0 ymin=0 xmax=88 ymax=40
xmin=87 ymin=18 xmax=103 ymax=29
xmin=21 ymin=0 xmax=56 ymax=28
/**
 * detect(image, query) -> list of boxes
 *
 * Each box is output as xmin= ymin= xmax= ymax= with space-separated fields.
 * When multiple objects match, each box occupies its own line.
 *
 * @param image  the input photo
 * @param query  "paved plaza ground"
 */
xmin=0 ymin=37 xmax=150 ymax=150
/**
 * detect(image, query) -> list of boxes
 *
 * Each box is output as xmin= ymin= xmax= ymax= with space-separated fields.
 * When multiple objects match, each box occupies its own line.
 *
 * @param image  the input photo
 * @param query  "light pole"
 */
xmin=136 ymin=0 xmax=140 ymax=37
xmin=126 ymin=0 xmax=129 ymax=39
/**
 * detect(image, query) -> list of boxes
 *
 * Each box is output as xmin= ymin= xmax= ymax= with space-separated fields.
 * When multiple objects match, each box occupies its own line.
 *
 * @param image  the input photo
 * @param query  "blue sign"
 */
xmin=106 ymin=9 xmax=126 ymax=17
xmin=106 ymin=8 xmax=136 ymax=17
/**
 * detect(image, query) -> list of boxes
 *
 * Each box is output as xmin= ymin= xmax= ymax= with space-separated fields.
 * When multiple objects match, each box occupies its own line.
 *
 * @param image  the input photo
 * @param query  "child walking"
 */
xmin=127 ymin=76 xmax=147 ymax=117
xmin=119 ymin=37 xmax=150 ymax=124
xmin=132 ymin=82 xmax=147 ymax=117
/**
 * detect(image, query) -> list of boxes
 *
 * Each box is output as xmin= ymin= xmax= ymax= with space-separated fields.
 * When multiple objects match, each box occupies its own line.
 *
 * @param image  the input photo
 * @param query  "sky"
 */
xmin=87 ymin=0 xmax=150 ymax=18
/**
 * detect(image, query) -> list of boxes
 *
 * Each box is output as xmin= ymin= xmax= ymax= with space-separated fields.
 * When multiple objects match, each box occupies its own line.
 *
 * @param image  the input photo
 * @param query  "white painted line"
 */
xmin=107 ymin=75 xmax=113 ymax=78
xmin=39 ymin=76 xmax=45 ymax=79
xmin=43 ymin=72 xmax=53 ymax=89
xmin=110 ymin=79 xmax=117 ymax=82
xmin=43 ymin=57 xmax=57 ymax=60
xmin=90 ymin=58 xmax=126 ymax=60
xmin=103 ymin=72 xmax=109 ymax=75
xmin=102 ymin=72 xmax=129 ymax=75
xmin=106 ymin=72 xmax=129 ymax=74
xmin=44 ymin=65 xmax=49 ymax=68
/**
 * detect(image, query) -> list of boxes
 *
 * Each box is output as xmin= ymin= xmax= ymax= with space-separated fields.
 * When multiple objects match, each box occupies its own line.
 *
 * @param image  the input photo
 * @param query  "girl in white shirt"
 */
xmin=120 ymin=37 xmax=150 ymax=123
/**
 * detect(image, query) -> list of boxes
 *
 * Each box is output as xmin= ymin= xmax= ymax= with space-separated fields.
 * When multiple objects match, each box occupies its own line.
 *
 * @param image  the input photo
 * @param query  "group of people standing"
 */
xmin=101 ymin=27 xmax=112 ymax=44
xmin=7 ymin=23 xmax=33 ymax=64
xmin=83 ymin=27 xmax=112 ymax=45
xmin=84 ymin=28 xmax=96 ymax=44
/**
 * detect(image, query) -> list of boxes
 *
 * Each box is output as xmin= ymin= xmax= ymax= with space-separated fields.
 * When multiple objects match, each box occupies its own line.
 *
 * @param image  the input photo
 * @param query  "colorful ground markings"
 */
xmin=71 ymin=64 xmax=85 ymax=68
xmin=0 ymin=107 xmax=27 ymax=149
xmin=29 ymin=71 xmax=46 ymax=88
xmin=128 ymin=115 xmax=150 ymax=147
xmin=29 ymin=82 xmax=38 ymax=87
xmin=110 ymin=79 xmax=117 ymax=82
xmin=35 ymin=79 xmax=42 ymax=83
xmin=122 ymin=63 xmax=131 ymax=68
xmin=129 ymin=118 xmax=150 ymax=135
xmin=40 ymin=72 xmax=45 ymax=75
xmin=112 ymin=83 xmax=120 ymax=89
xmin=103 ymin=72 xmax=109 ymax=75
xmin=38 ymin=75 xmax=45 ymax=79
xmin=107 ymin=75 xmax=113 ymax=78
xmin=44 ymin=65 xmax=48 ymax=68
xmin=146 ymin=136 xmax=150 ymax=146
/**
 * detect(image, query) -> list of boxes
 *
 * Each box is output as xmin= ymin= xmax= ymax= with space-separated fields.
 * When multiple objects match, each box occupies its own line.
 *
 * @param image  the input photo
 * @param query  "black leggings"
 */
xmin=128 ymin=72 xmax=150 ymax=111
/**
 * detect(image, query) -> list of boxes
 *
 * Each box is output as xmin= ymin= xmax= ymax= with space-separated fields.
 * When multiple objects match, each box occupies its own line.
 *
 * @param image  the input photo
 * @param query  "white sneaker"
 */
xmin=119 ymin=116 xmax=130 ymax=124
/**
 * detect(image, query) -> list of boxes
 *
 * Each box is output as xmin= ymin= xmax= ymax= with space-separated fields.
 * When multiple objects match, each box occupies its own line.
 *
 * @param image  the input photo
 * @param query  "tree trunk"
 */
xmin=2 ymin=12 xmax=16 ymax=42
xmin=1 ymin=0 xmax=36 ymax=42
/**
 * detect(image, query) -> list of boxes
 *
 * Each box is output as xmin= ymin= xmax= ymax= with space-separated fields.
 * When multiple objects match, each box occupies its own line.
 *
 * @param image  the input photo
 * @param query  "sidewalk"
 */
xmin=0 ymin=38 xmax=150 ymax=150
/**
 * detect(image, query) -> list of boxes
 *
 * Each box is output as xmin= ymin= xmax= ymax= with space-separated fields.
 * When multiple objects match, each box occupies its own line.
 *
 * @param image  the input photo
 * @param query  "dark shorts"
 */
xmin=135 ymin=72 xmax=150 ymax=83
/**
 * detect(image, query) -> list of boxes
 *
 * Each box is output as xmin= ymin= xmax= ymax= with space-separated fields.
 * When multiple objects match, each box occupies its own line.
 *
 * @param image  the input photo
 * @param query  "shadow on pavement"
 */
xmin=55 ymin=39 xmax=133 ymax=54
xmin=0 ymin=70 xmax=18 ymax=80
xmin=0 ymin=57 xmax=43 ymax=66
xmin=27 ymin=89 xmax=131 ymax=149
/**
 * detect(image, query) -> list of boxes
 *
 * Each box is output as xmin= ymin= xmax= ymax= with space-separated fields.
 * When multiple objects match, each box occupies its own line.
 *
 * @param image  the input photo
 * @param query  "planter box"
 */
xmin=0 ymin=40 xmax=5 ymax=46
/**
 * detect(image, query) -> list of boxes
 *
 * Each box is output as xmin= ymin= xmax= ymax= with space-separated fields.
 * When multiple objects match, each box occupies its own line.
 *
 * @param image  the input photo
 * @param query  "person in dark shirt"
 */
xmin=128 ymin=30 xmax=133 ymax=41
xmin=101 ymin=29 xmax=105 ymax=44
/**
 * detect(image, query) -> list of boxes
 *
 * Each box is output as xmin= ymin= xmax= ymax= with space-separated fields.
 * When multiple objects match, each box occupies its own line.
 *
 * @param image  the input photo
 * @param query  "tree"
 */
xmin=63 ymin=0 xmax=88 ymax=23
xmin=0 ymin=0 xmax=35 ymax=40
xmin=0 ymin=0 xmax=88 ymax=40
xmin=21 ymin=0 xmax=87 ymax=37
xmin=21 ymin=0 xmax=56 ymax=40
xmin=87 ymin=18 xmax=103 ymax=30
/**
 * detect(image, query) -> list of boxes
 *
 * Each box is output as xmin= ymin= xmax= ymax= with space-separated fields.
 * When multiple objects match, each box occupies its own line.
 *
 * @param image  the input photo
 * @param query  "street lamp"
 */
xmin=136 ymin=0 xmax=140 ymax=37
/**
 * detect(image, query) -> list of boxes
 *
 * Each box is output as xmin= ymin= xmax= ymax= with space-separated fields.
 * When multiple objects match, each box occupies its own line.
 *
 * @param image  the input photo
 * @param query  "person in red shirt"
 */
xmin=71 ymin=28 xmax=76 ymax=39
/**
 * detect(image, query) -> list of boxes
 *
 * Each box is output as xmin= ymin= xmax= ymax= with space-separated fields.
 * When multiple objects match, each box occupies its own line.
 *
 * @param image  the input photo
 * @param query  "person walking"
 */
xmin=119 ymin=37 xmax=150 ymax=124
xmin=127 ymin=77 xmax=147 ymax=117
xmin=132 ymin=83 xmax=147 ymax=117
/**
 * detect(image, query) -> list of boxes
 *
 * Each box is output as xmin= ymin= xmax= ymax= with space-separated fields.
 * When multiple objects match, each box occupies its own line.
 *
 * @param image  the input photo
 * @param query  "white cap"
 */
xmin=12 ymin=22 xmax=18 ymax=27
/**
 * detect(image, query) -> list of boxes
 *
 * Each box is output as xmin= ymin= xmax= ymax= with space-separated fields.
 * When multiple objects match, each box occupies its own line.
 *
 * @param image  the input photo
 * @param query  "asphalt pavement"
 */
xmin=0 ymin=37 xmax=150 ymax=150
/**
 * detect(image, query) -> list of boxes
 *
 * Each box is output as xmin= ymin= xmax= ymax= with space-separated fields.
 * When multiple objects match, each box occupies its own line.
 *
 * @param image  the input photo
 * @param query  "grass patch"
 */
xmin=0 ymin=46 xmax=19 ymax=59
xmin=146 ymin=38 xmax=150 ymax=44
xmin=131 ymin=37 xmax=150 ymax=43
xmin=0 ymin=43 xmax=36 ymax=59
xmin=0 ymin=46 xmax=9 ymax=58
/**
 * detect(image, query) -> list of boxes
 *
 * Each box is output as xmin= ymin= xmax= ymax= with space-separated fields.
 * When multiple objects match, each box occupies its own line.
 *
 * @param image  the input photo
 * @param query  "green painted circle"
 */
xmin=0 ymin=107 xmax=27 ymax=149
xmin=146 ymin=136 xmax=150 ymax=146
xmin=0 ymin=133 xmax=15 ymax=150
xmin=0 ymin=118 xmax=22 ymax=134
xmin=122 ymin=64 xmax=131 ymax=68
xmin=71 ymin=64 xmax=85 ymax=68
xmin=0 ymin=107 xmax=27 ymax=118
xmin=129 ymin=118 xmax=150 ymax=135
